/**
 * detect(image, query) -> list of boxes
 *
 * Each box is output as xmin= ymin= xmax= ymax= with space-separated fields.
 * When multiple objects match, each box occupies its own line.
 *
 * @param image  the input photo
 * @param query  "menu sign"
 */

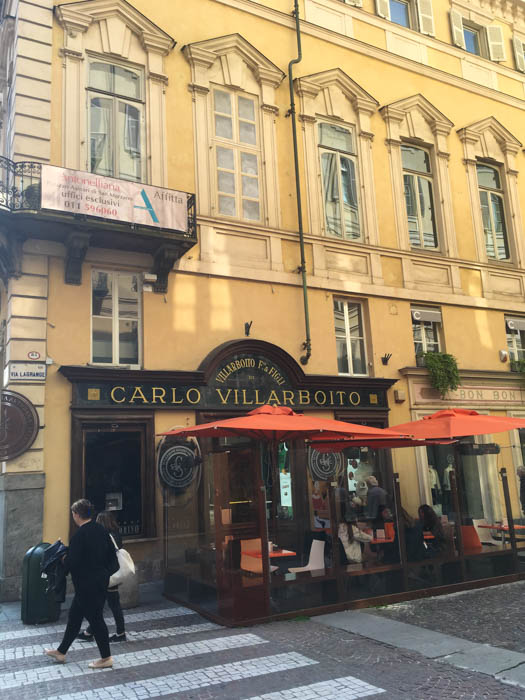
xmin=41 ymin=165 xmax=188 ymax=232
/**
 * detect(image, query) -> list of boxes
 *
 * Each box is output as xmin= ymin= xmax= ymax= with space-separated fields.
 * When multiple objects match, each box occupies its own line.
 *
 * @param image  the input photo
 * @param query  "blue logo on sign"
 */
xmin=134 ymin=189 xmax=159 ymax=223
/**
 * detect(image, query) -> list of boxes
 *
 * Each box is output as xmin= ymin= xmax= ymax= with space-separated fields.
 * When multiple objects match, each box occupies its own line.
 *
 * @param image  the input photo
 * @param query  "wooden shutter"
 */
xmin=450 ymin=10 xmax=465 ymax=49
xmin=375 ymin=0 xmax=390 ymax=20
xmin=416 ymin=0 xmax=435 ymax=36
xmin=513 ymin=36 xmax=525 ymax=71
xmin=487 ymin=25 xmax=506 ymax=61
xmin=346 ymin=0 xmax=363 ymax=7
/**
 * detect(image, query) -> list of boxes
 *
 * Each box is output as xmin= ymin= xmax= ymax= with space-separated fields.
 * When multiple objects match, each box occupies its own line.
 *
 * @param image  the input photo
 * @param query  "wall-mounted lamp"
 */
xmin=244 ymin=321 xmax=253 ymax=337
xmin=499 ymin=350 xmax=509 ymax=363
xmin=381 ymin=353 xmax=392 ymax=366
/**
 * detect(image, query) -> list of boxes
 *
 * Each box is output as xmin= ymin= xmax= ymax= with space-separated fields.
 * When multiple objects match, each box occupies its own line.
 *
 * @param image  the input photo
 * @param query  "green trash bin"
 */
xmin=21 ymin=542 xmax=61 ymax=624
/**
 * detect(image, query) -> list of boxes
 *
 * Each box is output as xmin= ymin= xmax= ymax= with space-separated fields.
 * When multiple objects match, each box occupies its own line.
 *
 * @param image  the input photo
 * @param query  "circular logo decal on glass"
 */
xmin=0 ymin=390 xmax=40 ymax=461
xmin=308 ymin=447 xmax=343 ymax=481
xmin=157 ymin=437 xmax=202 ymax=493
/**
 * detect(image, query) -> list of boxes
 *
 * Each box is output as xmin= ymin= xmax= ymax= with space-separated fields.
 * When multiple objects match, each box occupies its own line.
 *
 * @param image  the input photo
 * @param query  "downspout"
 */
xmin=288 ymin=0 xmax=311 ymax=365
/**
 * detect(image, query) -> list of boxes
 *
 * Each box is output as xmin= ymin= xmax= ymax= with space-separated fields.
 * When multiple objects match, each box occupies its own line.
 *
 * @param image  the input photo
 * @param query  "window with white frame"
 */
xmin=333 ymin=299 xmax=368 ymax=375
xmin=450 ymin=11 xmax=505 ymax=61
xmin=212 ymin=88 xmax=261 ymax=222
xmin=91 ymin=270 xmax=141 ymax=366
xmin=375 ymin=0 xmax=435 ymax=35
xmin=513 ymin=36 xmax=525 ymax=72
xmin=319 ymin=123 xmax=361 ymax=240
xmin=506 ymin=317 xmax=525 ymax=364
xmin=401 ymin=145 xmax=437 ymax=249
xmin=88 ymin=61 xmax=144 ymax=182
xmin=477 ymin=163 xmax=509 ymax=261
xmin=412 ymin=307 xmax=442 ymax=358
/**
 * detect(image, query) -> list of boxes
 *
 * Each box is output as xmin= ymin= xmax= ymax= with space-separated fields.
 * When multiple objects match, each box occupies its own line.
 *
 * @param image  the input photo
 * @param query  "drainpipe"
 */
xmin=288 ymin=0 xmax=311 ymax=365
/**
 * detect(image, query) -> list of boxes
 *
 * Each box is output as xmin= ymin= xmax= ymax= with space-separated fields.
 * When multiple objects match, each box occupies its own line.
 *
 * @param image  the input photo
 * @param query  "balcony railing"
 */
xmin=0 ymin=156 xmax=196 ymax=240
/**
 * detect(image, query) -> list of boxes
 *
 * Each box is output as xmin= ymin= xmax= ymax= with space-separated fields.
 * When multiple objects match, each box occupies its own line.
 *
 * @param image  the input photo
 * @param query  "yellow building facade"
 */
xmin=2 ymin=0 xmax=525 ymax=617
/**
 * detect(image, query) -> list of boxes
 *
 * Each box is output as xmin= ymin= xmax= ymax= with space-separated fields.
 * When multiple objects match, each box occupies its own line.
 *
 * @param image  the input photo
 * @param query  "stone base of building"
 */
xmin=0 ymin=472 xmax=45 ymax=602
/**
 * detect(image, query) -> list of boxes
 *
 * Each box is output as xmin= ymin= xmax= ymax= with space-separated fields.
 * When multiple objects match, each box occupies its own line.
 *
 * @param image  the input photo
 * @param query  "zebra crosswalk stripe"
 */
xmin=0 ymin=633 xmax=267 ymax=690
xmin=244 ymin=675 xmax=386 ymax=699
xmin=45 ymin=652 xmax=319 ymax=700
xmin=0 ymin=606 xmax=194 ymax=642
xmin=0 ymin=621 xmax=220 ymax=661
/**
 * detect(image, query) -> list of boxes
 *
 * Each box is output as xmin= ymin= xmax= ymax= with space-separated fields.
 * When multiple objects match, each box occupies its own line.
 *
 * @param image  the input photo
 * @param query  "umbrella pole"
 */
xmin=500 ymin=468 xmax=518 ymax=571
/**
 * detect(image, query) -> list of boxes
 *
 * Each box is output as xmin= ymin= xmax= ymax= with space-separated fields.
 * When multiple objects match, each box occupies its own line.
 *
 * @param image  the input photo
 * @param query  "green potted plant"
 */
xmin=422 ymin=352 xmax=460 ymax=399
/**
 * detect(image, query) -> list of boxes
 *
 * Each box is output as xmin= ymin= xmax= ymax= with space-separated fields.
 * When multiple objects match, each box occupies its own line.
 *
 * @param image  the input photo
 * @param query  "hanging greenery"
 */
xmin=422 ymin=352 xmax=460 ymax=399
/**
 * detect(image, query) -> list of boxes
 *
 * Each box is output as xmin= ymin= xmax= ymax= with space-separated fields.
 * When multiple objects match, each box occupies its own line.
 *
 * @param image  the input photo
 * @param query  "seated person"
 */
xmin=365 ymin=476 xmax=389 ymax=525
xmin=338 ymin=519 xmax=372 ymax=564
xmin=418 ymin=503 xmax=447 ymax=557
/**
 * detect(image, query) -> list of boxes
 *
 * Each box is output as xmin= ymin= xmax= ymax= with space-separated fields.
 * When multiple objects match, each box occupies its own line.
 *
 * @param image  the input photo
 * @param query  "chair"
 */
xmin=472 ymin=519 xmax=501 ymax=546
xmin=461 ymin=525 xmax=482 ymax=554
xmin=240 ymin=538 xmax=278 ymax=574
xmin=288 ymin=539 xmax=325 ymax=574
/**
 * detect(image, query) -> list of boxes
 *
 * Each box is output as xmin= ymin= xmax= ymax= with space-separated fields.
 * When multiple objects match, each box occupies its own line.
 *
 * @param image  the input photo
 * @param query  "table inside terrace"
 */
xmin=243 ymin=549 xmax=296 ymax=559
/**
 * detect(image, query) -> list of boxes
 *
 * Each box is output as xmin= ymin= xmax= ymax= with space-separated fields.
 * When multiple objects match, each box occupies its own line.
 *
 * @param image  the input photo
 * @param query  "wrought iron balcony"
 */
xmin=0 ymin=157 xmax=197 ymax=291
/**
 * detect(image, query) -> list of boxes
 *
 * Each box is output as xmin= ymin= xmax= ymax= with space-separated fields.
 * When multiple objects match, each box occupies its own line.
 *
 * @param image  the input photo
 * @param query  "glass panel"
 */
xmin=401 ymin=145 xmax=431 ymax=174
xmin=218 ymin=171 xmax=235 ymax=194
xmin=336 ymin=337 xmax=349 ymax=374
xmin=89 ymin=62 xmax=112 ymax=92
xmin=417 ymin=177 xmax=437 ymax=248
xmin=242 ymin=199 xmax=260 ymax=220
xmin=350 ymin=339 xmax=367 ymax=374
xmin=404 ymin=174 xmax=421 ymax=247
xmin=464 ymin=27 xmax=480 ymax=55
xmin=118 ymin=274 xmax=138 ymax=318
xmin=491 ymin=193 xmax=509 ymax=260
xmin=318 ymin=123 xmax=354 ymax=153
xmin=477 ymin=164 xmax=501 ymax=190
xmin=217 ymin=146 xmax=234 ymax=170
xmin=346 ymin=303 xmax=363 ymax=340
xmin=390 ymin=0 xmax=410 ymax=27
xmin=238 ymin=96 xmax=255 ymax=121
xmin=85 ymin=431 xmax=143 ymax=536
xmin=214 ymin=90 xmax=232 ymax=115
xmin=241 ymin=152 xmax=258 ymax=175
xmin=90 ymin=97 xmax=113 ymax=177
xmin=215 ymin=114 xmax=233 ymax=140
xmin=92 ymin=271 xmax=112 ymax=316
xmin=479 ymin=190 xmax=495 ymax=259
xmin=117 ymin=101 xmax=141 ymax=182
xmin=114 ymin=65 xmax=141 ymax=100
xmin=119 ymin=319 xmax=138 ymax=365
xmin=219 ymin=195 xmax=236 ymax=216
xmin=321 ymin=151 xmax=342 ymax=237
xmin=239 ymin=121 xmax=256 ymax=145
xmin=340 ymin=157 xmax=360 ymax=240
xmin=242 ymin=175 xmax=259 ymax=198
xmin=333 ymin=300 xmax=346 ymax=335
xmin=92 ymin=317 xmax=113 ymax=364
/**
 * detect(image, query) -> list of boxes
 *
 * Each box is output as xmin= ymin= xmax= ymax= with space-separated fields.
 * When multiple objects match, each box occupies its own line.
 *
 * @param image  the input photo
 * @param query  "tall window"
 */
xmin=91 ymin=270 xmax=141 ymax=366
xmin=412 ymin=307 xmax=441 ymax=357
xmin=477 ymin=163 xmax=509 ymax=261
xmin=334 ymin=300 xmax=367 ymax=375
xmin=319 ymin=123 xmax=361 ymax=240
xmin=390 ymin=0 xmax=411 ymax=27
xmin=88 ymin=61 xmax=144 ymax=182
xmin=463 ymin=24 xmax=482 ymax=55
xmin=213 ymin=89 xmax=261 ymax=222
xmin=402 ymin=145 xmax=437 ymax=249
xmin=506 ymin=317 xmax=525 ymax=364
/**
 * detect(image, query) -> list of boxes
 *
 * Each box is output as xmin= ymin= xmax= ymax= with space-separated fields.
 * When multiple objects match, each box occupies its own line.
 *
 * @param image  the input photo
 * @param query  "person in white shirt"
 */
xmin=338 ymin=519 xmax=372 ymax=564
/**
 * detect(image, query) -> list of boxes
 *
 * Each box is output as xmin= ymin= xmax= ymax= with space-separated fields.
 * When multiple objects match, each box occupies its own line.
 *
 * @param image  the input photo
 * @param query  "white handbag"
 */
xmin=108 ymin=534 xmax=135 ymax=587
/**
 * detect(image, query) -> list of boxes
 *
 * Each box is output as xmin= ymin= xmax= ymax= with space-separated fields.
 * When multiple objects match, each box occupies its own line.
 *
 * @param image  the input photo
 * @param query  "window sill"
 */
xmin=87 ymin=363 xmax=142 ymax=370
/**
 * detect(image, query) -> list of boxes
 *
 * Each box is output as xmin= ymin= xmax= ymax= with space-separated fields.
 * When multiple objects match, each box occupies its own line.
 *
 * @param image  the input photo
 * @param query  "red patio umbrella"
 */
xmin=158 ymin=404 xmax=404 ymax=442
xmin=390 ymin=408 xmax=525 ymax=440
xmin=309 ymin=436 xmax=455 ymax=452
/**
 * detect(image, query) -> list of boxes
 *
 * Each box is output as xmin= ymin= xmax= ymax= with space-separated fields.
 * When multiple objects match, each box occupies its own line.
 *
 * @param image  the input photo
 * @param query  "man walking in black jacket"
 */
xmin=45 ymin=499 xmax=118 ymax=669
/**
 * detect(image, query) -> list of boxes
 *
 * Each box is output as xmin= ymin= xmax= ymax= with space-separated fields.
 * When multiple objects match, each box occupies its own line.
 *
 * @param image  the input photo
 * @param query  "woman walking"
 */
xmin=44 ymin=499 xmax=117 ymax=669
xmin=78 ymin=511 xmax=126 ymax=642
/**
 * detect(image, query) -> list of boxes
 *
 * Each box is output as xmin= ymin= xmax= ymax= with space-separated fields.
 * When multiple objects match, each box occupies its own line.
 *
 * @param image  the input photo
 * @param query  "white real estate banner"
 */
xmin=40 ymin=165 xmax=189 ymax=232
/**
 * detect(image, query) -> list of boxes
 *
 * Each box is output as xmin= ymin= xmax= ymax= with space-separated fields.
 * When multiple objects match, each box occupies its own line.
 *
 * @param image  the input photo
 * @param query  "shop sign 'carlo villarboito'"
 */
xmin=72 ymin=354 xmax=387 ymax=410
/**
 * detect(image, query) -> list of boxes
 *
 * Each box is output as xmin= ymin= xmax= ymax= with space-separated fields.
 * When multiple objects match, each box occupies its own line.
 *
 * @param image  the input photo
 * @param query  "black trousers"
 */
xmin=58 ymin=587 xmax=110 ymax=658
xmin=86 ymin=588 xmax=125 ymax=635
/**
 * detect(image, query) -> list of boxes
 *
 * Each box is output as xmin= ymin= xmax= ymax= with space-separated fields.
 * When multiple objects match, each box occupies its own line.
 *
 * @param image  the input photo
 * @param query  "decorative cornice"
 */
xmin=295 ymin=67 xmax=378 ymax=115
xmin=65 ymin=232 xmax=90 ymax=285
xmin=183 ymin=33 xmax=284 ymax=89
xmin=457 ymin=116 xmax=522 ymax=149
xmin=56 ymin=0 xmax=175 ymax=55
xmin=380 ymin=94 xmax=453 ymax=134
